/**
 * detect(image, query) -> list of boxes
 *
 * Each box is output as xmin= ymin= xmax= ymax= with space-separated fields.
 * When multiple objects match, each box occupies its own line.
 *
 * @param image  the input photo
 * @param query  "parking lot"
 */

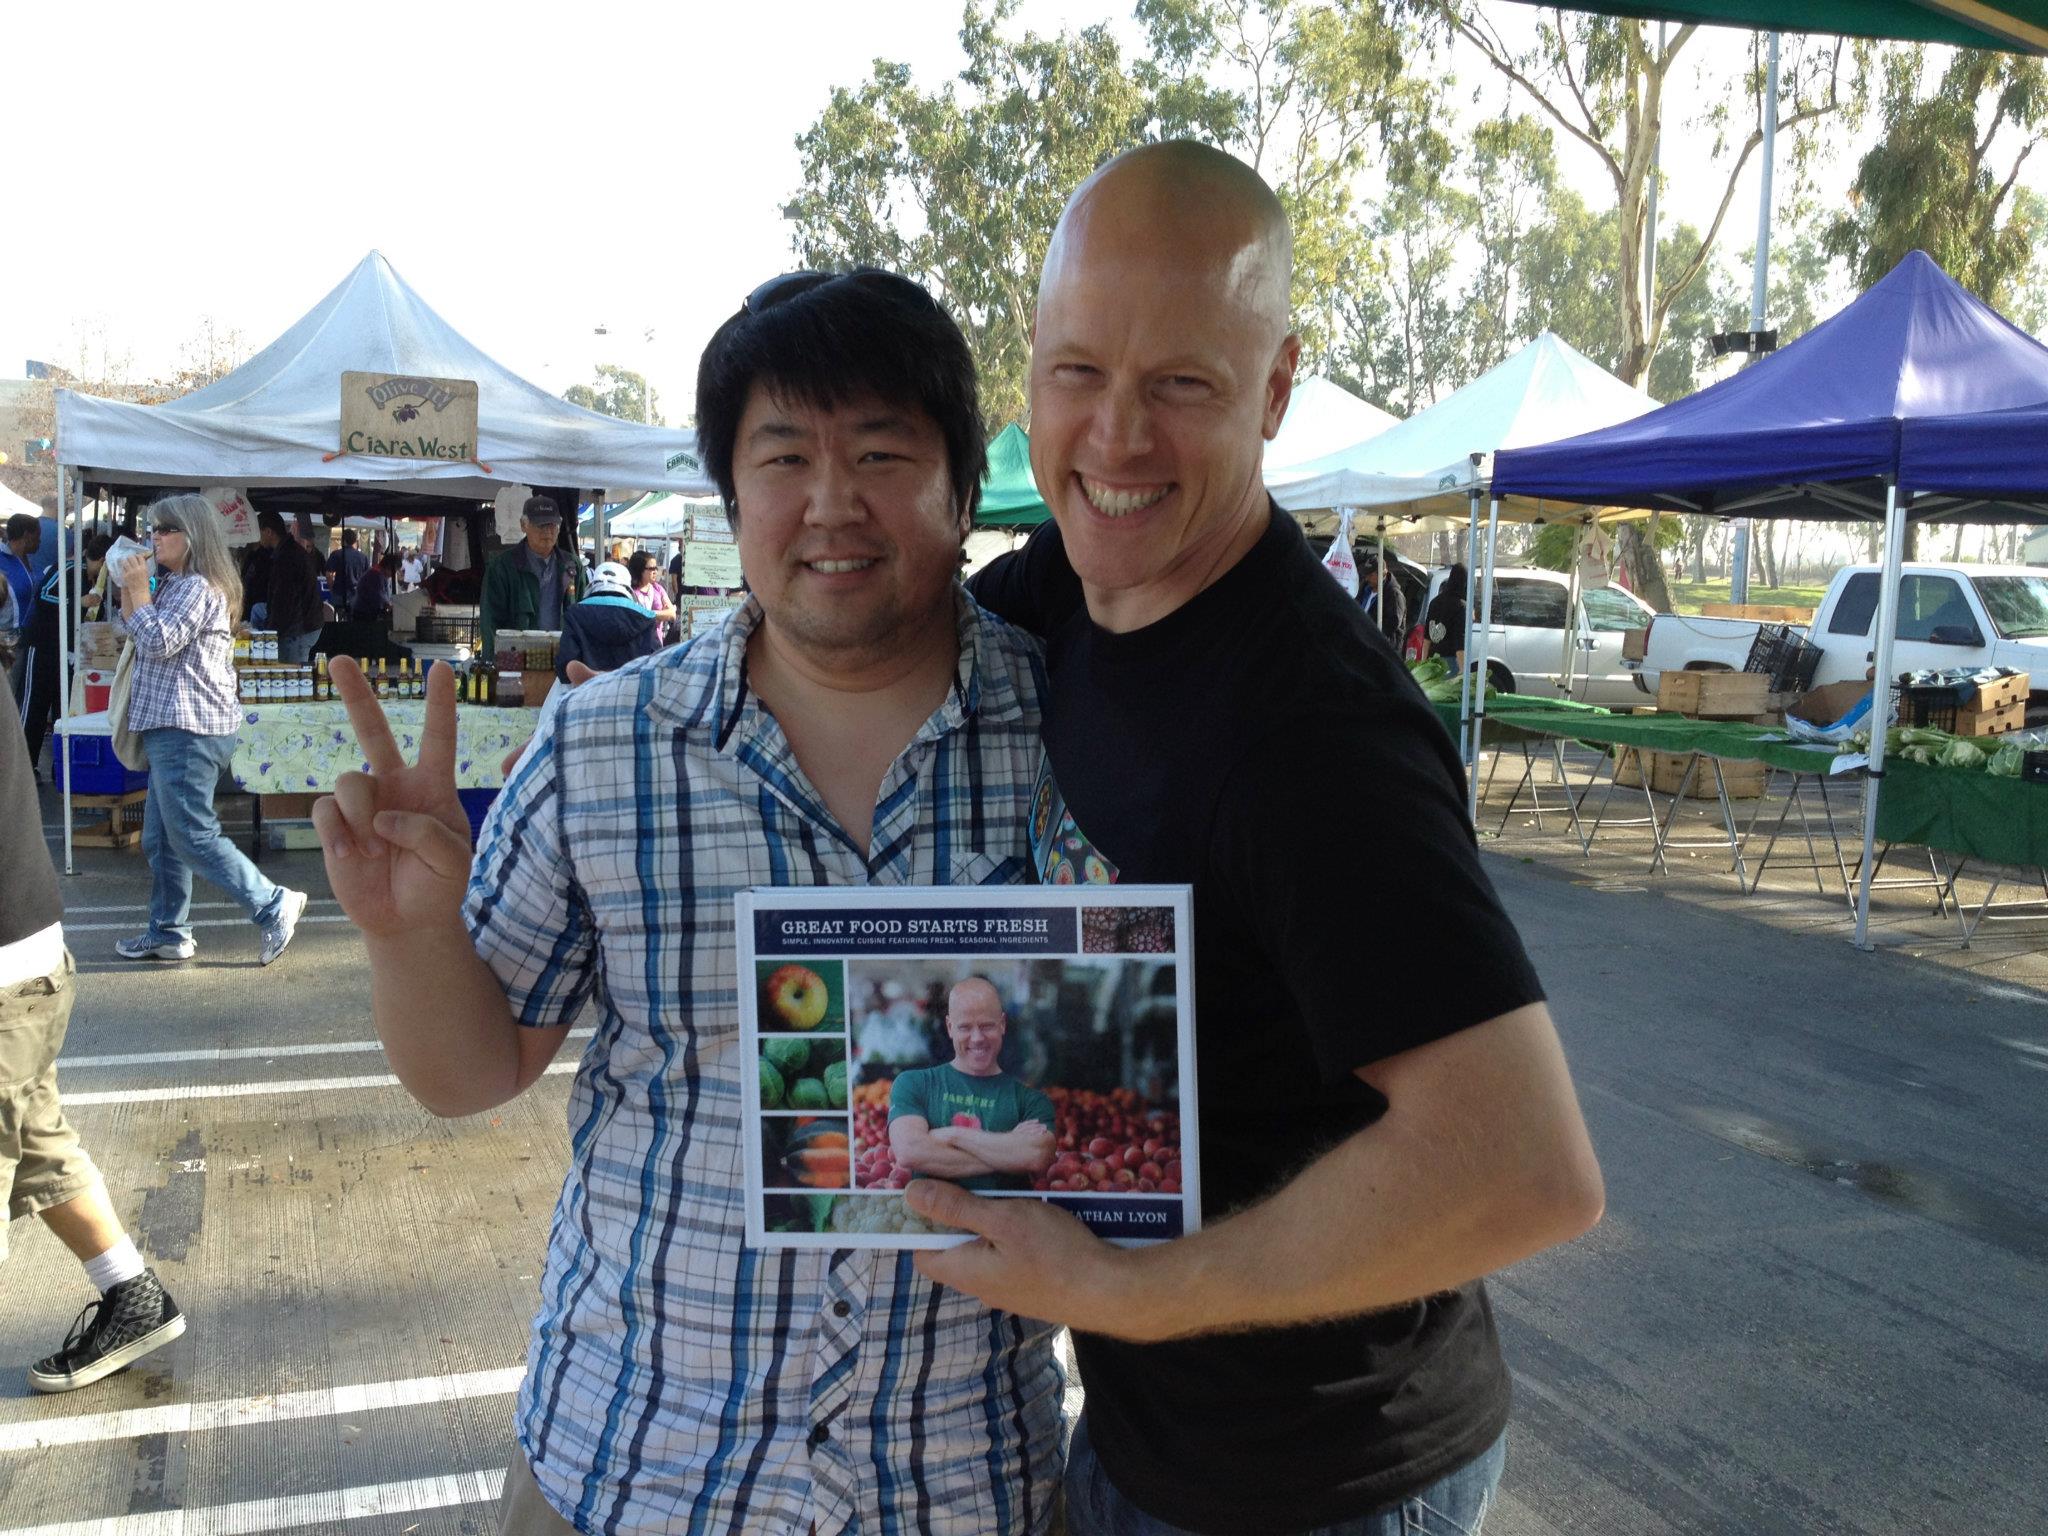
xmin=2 ymin=767 xmax=2044 ymax=1534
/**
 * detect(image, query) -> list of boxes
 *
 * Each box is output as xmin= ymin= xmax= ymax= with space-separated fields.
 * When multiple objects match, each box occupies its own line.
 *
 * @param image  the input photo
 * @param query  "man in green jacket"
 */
xmin=480 ymin=496 xmax=586 ymax=658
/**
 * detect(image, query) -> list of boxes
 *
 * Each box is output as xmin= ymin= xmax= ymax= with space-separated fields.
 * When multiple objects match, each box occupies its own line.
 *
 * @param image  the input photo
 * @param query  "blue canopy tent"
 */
xmin=1493 ymin=251 xmax=2048 ymax=949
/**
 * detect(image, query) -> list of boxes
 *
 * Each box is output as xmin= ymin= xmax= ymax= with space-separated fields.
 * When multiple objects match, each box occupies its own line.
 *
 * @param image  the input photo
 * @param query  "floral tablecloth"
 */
xmin=230 ymin=703 xmax=544 ymax=795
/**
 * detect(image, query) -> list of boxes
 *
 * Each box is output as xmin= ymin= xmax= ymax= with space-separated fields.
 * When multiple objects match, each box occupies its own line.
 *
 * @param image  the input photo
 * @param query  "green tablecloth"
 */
xmin=1432 ymin=695 xmax=1849 ymax=775
xmin=1874 ymin=758 xmax=2048 ymax=868
xmin=230 ymin=702 xmax=543 ymax=795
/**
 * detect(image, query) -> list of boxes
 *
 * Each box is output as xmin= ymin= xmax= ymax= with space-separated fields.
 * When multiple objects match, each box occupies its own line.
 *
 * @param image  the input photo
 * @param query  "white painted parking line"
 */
xmin=62 ymin=901 xmax=342 ymax=915
xmin=0 ymin=1366 xmax=523 ymax=1451
xmin=1996 ymin=1037 xmax=2048 ymax=1058
xmin=65 ymin=915 xmax=356 ymax=933
xmin=64 ymin=1027 xmax=594 ymax=1071
xmin=0 ymin=1468 xmax=505 ymax=1536
xmin=65 ymin=1060 xmax=577 ymax=1106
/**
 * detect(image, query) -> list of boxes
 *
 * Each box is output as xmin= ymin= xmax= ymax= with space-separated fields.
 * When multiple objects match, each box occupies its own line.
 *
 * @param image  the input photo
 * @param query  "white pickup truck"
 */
xmin=1632 ymin=563 xmax=2048 ymax=703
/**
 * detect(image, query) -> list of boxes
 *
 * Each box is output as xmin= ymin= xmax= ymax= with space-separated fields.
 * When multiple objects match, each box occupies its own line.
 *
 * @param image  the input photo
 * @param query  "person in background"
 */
xmin=3 ymin=513 xmax=41 ymax=703
xmin=554 ymin=560 xmax=659 ymax=680
xmin=1425 ymin=562 xmax=1469 ymax=673
xmin=251 ymin=511 xmax=325 ymax=663
xmin=625 ymin=551 xmax=675 ymax=644
xmin=113 ymin=495 xmax=307 ymax=968
xmin=324 ymin=528 xmax=369 ymax=618
xmin=21 ymin=534 xmax=112 ymax=777
xmin=352 ymin=551 xmax=400 ymax=622
xmin=479 ymin=496 xmax=586 ymax=659
xmin=401 ymin=547 xmax=425 ymax=590
xmin=1 ymin=668 xmax=189 ymax=1392
xmin=1359 ymin=548 xmax=1407 ymax=650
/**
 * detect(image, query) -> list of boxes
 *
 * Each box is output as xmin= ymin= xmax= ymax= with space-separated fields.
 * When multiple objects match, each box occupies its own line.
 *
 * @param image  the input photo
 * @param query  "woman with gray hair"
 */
xmin=112 ymin=494 xmax=306 ymax=966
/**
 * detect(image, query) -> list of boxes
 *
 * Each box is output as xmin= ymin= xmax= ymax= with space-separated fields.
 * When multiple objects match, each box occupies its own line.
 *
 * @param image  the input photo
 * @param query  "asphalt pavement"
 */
xmin=1 ymin=778 xmax=2042 ymax=1534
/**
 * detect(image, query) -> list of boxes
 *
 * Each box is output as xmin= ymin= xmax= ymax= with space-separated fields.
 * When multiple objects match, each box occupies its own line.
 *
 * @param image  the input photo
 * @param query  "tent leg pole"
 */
xmin=1459 ymin=489 xmax=1482 ymax=818
xmin=1853 ymin=480 xmax=1906 ymax=951
xmin=56 ymin=472 xmax=74 ymax=877
xmin=1469 ymin=496 xmax=1503 ymax=827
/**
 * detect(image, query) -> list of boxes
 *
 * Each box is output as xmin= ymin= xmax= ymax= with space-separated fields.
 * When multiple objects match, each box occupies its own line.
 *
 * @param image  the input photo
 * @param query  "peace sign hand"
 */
xmin=313 ymin=657 xmax=473 ymax=939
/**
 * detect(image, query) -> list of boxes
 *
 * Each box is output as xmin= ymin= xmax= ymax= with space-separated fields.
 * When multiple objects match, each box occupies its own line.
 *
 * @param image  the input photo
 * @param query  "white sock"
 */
xmin=83 ymin=1236 xmax=146 ymax=1293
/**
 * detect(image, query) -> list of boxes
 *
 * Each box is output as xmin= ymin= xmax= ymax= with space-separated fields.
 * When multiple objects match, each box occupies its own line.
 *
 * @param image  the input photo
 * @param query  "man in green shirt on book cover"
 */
xmin=889 ymin=977 xmax=1057 ymax=1192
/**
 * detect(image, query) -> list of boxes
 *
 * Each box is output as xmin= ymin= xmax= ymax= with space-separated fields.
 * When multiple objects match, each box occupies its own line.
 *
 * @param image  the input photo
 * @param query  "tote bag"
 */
xmin=107 ymin=641 xmax=149 ymax=772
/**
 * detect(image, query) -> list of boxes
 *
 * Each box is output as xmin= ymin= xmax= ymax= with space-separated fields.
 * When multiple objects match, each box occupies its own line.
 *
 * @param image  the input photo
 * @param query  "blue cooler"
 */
xmin=62 ymin=733 xmax=149 ymax=796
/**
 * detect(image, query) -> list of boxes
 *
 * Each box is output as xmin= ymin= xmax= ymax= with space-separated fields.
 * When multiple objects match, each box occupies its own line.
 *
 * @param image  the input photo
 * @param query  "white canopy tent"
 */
xmin=57 ymin=251 xmax=713 ymax=502
xmin=50 ymin=251 xmax=716 ymax=872
xmin=1268 ymin=332 xmax=1660 ymax=817
xmin=606 ymin=491 xmax=728 ymax=539
xmin=1262 ymin=376 xmax=1399 ymax=482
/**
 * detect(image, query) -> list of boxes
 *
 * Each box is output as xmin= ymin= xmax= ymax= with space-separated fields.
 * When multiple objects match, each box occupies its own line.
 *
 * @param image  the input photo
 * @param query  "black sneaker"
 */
xmin=28 ymin=1268 xmax=186 ymax=1392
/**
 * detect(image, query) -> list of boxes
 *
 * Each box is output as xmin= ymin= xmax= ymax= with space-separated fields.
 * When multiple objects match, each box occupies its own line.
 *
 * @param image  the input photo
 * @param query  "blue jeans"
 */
xmin=1064 ymin=1412 xmax=1506 ymax=1536
xmin=140 ymin=728 xmax=283 ymax=945
xmin=277 ymin=629 xmax=317 ymax=664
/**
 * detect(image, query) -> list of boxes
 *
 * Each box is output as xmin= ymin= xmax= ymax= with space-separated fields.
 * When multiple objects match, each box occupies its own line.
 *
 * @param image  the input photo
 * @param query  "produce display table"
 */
xmin=230 ymin=701 xmax=543 ymax=795
xmin=1435 ymin=695 xmax=1859 ymax=885
xmin=231 ymin=701 xmax=543 ymax=856
xmin=1875 ymin=758 xmax=2048 ymax=943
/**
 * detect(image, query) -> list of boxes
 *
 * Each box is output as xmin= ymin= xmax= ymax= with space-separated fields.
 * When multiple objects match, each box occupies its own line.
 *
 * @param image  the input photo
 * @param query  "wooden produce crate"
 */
xmin=1613 ymin=746 xmax=1765 ymax=798
xmin=1956 ymin=701 xmax=2026 ymax=738
xmin=1649 ymin=751 xmax=1767 ymax=800
xmin=1658 ymin=670 xmax=1771 ymax=719
xmin=72 ymin=790 xmax=147 ymax=849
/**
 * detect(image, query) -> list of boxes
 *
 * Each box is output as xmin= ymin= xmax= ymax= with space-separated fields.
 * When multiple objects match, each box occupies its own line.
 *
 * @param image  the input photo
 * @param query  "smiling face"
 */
xmin=1029 ymin=146 xmax=1299 ymax=633
xmin=945 ymin=978 xmax=1008 ymax=1078
xmin=731 ymin=385 xmax=968 ymax=667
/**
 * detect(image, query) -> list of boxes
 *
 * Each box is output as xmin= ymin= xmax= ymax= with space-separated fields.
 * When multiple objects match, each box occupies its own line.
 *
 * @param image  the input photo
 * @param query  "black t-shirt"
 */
xmin=969 ymin=508 xmax=1544 ymax=1534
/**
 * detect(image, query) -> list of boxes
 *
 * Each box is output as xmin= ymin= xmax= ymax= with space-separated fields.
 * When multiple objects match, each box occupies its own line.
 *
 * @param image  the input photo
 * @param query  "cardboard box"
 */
xmin=1956 ymin=700 xmax=2026 ymax=738
xmin=522 ymin=669 xmax=556 ymax=709
xmin=1968 ymin=671 xmax=2029 ymax=714
xmin=259 ymin=793 xmax=321 ymax=818
xmin=1700 ymin=602 xmax=1816 ymax=624
xmin=1622 ymin=627 xmax=1650 ymax=662
xmin=263 ymin=820 xmax=325 ymax=851
xmin=1787 ymin=682 xmax=1873 ymax=727
xmin=1658 ymin=670 xmax=1771 ymax=719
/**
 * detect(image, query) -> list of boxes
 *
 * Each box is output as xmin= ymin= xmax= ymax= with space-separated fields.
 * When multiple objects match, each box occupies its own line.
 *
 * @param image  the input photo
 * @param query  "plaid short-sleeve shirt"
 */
xmin=465 ymin=591 xmax=1062 ymax=1536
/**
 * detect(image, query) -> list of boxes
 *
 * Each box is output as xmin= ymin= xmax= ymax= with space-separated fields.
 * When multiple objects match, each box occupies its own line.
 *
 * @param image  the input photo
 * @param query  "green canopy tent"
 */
xmin=1506 ymin=1 xmax=2047 ymax=50
xmin=976 ymin=422 xmax=1050 ymax=528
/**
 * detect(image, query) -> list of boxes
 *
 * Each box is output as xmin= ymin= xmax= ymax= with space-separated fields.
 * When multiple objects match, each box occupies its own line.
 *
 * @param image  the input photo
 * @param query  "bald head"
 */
xmin=1041 ymin=141 xmax=1294 ymax=345
xmin=945 ymin=976 xmax=1007 ymax=1076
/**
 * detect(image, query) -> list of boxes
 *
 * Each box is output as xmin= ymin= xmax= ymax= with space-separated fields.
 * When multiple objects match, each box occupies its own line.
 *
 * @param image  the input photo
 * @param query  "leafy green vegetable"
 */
xmin=1988 ymin=742 xmax=2025 ymax=778
xmin=1938 ymin=738 xmax=1988 ymax=771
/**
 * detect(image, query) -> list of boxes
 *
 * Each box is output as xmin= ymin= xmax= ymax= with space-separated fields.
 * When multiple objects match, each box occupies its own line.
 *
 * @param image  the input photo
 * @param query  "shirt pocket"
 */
xmin=945 ymin=850 xmax=1031 ymax=887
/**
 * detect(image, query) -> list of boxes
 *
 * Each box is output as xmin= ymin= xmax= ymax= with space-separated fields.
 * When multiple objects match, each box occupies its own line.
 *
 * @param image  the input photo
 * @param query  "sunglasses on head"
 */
xmin=742 ymin=267 xmax=942 ymax=317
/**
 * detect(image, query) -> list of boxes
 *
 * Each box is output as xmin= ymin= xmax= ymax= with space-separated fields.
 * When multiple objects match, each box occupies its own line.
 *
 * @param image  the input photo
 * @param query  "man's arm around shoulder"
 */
xmin=910 ymin=1001 xmax=1603 ymax=1341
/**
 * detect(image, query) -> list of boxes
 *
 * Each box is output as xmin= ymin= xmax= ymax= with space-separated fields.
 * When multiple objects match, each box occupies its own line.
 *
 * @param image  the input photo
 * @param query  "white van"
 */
xmin=1419 ymin=566 xmax=1655 ymax=707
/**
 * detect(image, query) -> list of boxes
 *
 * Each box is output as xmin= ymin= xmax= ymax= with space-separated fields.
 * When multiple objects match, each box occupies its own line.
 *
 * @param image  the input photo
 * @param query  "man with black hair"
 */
xmin=323 ymin=527 xmax=369 ymax=619
xmin=3 ymin=512 xmax=40 ymax=702
xmin=317 ymin=267 xmax=1061 ymax=1535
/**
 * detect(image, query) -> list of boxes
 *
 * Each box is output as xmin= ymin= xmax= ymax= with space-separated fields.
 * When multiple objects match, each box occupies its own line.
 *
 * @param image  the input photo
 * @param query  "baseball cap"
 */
xmin=522 ymin=495 xmax=562 ymax=525
xmin=588 ymin=561 xmax=634 ymax=599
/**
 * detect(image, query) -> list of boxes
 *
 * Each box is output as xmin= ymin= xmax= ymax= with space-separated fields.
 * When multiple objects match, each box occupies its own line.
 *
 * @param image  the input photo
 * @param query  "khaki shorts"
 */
xmin=0 ymin=952 xmax=101 ymax=1263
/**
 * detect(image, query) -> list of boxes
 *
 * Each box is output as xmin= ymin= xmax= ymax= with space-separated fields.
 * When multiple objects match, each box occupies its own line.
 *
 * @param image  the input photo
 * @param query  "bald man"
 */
xmin=919 ymin=142 xmax=1605 ymax=1536
xmin=888 ymin=977 xmax=1056 ymax=1192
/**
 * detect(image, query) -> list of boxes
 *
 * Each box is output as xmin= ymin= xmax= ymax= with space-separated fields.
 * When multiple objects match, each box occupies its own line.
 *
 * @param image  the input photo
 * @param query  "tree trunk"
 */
xmin=1616 ymin=522 xmax=1673 ymax=610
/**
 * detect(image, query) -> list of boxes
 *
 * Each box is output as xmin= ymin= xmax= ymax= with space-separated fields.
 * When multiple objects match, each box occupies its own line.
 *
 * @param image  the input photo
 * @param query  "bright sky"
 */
xmin=7 ymin=2 xmax=2028 ymax=416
